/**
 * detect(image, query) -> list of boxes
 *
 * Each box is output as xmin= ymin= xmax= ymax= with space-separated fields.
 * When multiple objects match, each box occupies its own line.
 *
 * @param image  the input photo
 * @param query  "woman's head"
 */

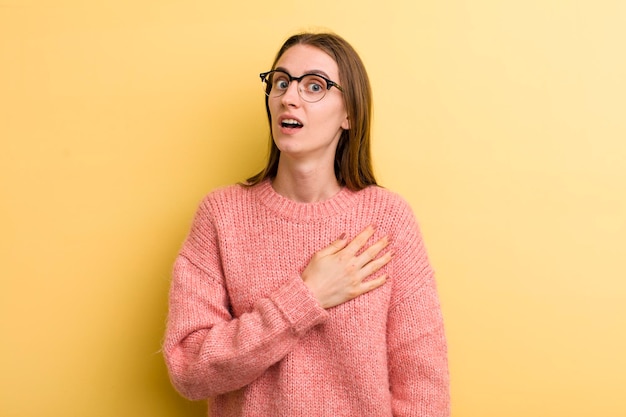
xmin=247 ymin=32 xmax=376 ymax=190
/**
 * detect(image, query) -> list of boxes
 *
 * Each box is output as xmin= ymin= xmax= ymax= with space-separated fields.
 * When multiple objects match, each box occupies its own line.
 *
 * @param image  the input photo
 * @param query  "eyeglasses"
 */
xmin=259 ymin=70 xmax=343 ymax=103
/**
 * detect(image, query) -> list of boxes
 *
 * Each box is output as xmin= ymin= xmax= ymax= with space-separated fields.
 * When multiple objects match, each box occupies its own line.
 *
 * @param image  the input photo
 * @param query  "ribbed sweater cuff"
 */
xmin=270 ymin=277 xmax=329 ymax=336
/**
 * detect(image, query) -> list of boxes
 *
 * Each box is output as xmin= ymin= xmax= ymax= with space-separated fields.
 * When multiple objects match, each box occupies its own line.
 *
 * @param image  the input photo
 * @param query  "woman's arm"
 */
xmin=386 ymin=202 xmax=450 ymax=416
xmin=387 ymin=276 xmax=450 ymax=416
xmin=164 ymin=254 xmax=327 ymax=400
xmin=163 ymin=197 xmax=329 ymax=400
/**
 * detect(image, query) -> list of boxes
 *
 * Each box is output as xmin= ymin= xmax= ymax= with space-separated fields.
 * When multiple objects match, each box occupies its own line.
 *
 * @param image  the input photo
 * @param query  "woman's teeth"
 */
xmin=281 ymin=119 xmax=303 ymax=128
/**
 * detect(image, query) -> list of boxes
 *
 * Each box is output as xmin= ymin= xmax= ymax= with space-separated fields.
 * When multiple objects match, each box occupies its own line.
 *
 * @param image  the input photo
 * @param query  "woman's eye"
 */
xmin=305 ymin=80 xmax=324 ymax=93
xmin=276 ymin=79 xmax=289 ymax=90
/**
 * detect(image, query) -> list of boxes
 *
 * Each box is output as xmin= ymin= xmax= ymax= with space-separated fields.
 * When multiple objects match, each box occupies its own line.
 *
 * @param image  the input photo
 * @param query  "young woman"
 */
xmin=164 ymin=32 xmax=450 ymax=416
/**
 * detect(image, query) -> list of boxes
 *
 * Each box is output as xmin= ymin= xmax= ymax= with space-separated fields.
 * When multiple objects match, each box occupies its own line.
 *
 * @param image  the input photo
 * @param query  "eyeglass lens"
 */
xmin=263 ymin=71 xmax=329 ymax=103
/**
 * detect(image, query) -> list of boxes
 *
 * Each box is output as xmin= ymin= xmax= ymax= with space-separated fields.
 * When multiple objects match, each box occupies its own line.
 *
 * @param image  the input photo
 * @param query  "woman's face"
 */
xmin=268 ymin=44 xmax=349 ymax=163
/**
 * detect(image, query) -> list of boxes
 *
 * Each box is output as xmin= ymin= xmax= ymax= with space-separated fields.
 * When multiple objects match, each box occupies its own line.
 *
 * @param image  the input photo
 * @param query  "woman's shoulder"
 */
xmin=359 ymin=185 xmax=415 ymax=214
xmin=356 ymin=185 xmax=422 ymax=234
xmin=200 ymin=182 xmax=255 ymax=205
xmin=189 ymin=183 xmax=254 ymax=219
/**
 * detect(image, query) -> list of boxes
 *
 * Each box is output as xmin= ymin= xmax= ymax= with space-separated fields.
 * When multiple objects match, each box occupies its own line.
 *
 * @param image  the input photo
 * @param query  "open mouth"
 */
xmin=280 ymin=118 xmax=303 ymax=129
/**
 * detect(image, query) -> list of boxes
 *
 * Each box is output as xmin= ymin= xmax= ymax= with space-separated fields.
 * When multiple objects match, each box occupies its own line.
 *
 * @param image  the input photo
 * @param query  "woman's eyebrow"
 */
xmin=275 ymin=66 xmax=332 ymax=79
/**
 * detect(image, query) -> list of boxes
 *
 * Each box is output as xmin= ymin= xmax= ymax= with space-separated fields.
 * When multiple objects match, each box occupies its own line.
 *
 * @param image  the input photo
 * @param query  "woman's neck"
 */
xmin=272 ymin=158 xmax=341 ymax=203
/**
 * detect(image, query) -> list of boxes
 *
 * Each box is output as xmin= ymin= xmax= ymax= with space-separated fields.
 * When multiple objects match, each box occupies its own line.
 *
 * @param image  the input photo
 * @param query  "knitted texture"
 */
xmin=164 ymin=180 xmax=450 ymax=416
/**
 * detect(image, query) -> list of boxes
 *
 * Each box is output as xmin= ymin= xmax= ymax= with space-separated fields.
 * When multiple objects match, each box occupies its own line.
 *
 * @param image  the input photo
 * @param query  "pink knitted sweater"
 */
xmin=164 ymin=180 xmax=449 ymax=416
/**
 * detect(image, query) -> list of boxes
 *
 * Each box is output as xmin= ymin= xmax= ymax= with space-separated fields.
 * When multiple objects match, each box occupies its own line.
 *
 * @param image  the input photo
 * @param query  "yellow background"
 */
xmin=1 ymin=1 xmax=625 ymax=416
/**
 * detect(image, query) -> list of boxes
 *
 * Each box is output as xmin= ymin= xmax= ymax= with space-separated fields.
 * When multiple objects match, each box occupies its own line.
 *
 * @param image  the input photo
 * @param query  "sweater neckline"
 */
xmin=253 ymin=179 xmax=359 ymax=222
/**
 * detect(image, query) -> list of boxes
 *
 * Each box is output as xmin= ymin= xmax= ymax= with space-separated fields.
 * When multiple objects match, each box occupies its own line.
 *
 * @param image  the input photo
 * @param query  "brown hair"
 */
xmin=245 ymin=32 xmax=377 ymax=190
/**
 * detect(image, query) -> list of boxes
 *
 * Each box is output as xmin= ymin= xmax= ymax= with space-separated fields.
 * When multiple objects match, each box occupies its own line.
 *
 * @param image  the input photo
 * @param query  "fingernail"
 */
xmin=338 ymin=232 xmax=346 ymax=240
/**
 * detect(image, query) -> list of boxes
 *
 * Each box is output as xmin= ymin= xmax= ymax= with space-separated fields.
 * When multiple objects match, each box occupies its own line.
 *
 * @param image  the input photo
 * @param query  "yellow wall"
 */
xmin=1 ymin=1 xmax=624 ymax=416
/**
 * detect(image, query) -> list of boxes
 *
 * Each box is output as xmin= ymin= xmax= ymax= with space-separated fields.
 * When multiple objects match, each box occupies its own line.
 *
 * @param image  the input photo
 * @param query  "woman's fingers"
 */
xmin=301 ymin=225 xmax=393 ymax=309
xmin=319 ymin=226 xmax=386 ymax=262
xmin=363 ymin=274 xmax=388 ymax=292
xmin=342 ymin=225 xmax=376 ymax=255
xmin=349 ymin=274 xmax=388 ymax=301
xmin=316 ymin=233 xmax=349 ymax=256
xmin=354 ymin=235 xmax=389 ymax=268
xmin=359 ymin=250 xmax=393 ymax=278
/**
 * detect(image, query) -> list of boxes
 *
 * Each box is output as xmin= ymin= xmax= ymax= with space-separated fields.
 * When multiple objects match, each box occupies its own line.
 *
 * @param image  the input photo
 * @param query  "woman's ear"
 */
xmin=341 ymin=116 xmax=350 ymax=130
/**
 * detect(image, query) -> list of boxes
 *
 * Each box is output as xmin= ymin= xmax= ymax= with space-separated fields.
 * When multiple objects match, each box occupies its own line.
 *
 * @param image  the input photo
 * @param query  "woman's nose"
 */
xmin=280 ymin=81 xmax=301 ymax=107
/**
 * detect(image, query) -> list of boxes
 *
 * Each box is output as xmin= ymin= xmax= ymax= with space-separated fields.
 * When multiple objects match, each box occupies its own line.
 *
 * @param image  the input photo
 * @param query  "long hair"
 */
xmin=246 ymin=32 xmax=377 ymax=190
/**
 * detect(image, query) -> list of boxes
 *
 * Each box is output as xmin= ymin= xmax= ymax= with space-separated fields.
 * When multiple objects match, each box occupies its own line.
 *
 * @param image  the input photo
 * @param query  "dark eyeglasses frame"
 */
xmin=259 ymin=70 xmax=343 ymax=101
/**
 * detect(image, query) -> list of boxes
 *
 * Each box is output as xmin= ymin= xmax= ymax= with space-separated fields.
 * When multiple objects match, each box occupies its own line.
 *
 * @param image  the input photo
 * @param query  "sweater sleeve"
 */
xmin=163 ymin=197 xmax=328 ymax=400
xmin=387 ymin=202 xmax=450 ymax=417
